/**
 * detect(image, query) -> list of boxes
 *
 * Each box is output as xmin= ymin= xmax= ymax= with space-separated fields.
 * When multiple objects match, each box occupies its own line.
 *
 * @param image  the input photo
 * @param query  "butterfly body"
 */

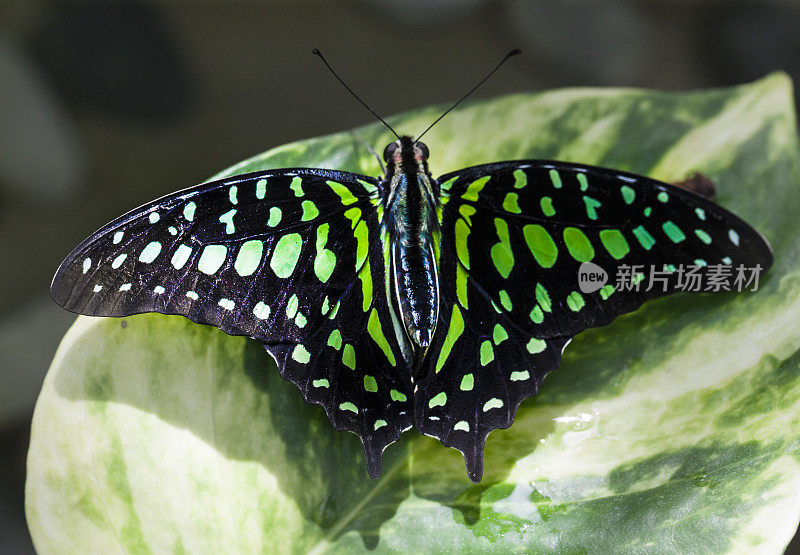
xmin=384 ymin=136 xmax=441 ymax=352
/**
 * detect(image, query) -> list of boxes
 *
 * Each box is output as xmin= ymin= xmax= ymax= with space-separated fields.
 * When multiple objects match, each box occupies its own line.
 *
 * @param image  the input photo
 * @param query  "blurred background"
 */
xmin=2 ymin=1 xmax=800 ymax=552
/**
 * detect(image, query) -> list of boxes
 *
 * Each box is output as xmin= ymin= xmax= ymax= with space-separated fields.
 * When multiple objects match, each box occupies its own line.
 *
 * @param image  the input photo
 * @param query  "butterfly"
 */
xmin=50 ymin=51 xmax=773 ymax=483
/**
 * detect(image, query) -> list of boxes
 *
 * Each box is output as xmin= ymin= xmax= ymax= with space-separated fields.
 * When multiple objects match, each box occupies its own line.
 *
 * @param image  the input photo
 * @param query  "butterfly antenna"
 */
xmin=313 ymin=48 xmax=400 ymax=140
xmin=415 ymin=49 xmax=521 ymax=143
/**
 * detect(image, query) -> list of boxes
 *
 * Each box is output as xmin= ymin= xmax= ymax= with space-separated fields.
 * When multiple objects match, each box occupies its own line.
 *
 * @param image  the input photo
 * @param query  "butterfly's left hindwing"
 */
xmin=418 ymin=160 xmax=772 ymax=481
xmin=51 ymin=168 xmax=412 ymax=478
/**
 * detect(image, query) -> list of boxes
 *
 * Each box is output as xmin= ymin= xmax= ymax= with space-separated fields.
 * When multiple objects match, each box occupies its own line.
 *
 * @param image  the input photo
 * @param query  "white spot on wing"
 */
xmin=111 ymin=253 xmax=127 ymax=269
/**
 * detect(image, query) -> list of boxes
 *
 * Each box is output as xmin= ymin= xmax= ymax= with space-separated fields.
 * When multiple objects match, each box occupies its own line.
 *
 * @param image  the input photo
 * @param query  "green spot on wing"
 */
xmin=456 ymin=265 xmax=469 ymax=308
xmin=342 ymin=344 xmax=356 ymax=370
xmin=218 ymin=209 xmax=237 ymax=234
xmin=490 ymin=218 xmax=514 ymax=278
xmin=460 ymin=374 xmax=474 ymax=391
xmin=483 ymin=398 xmax=503 ymax=412
xmin=523 ymin=224 xmax=558 ymax=268
xmin=290 ymin=176 xmax=304 ymax=197
xmin=461 ymin=176 xmax=490 ymax=202
xmin=183 ymin=201 xmax=196 ymax=221
xmin=234 ymin=240 xmax=263 ymax=276
xmin=540 ymin=196 xmax=555 ymax=217
xmin=198 ymin=245 xmax=226 ymax=274
xmin=563 ymin=227 xmax=594 ymax=262
xmin=339 ymin=402 xmax=357 ymax=414
xmin=353 ymin=220 xmax=369 ymax=270
xmin=492 ymin=324 xmax=508 ymax=344
xmin=439 ymin=176 xmax=459 ymax=192
xmin=513 ymin=169 xmax=527 ymax=189
xmin=502 ymin=193 xmax=521 ymax=214
xmin=291 ymin=345 xmax=310 ymax=364
xmin=621 ymin=185 xmax=635 ymax=204
xmin=549 ymin=169 xmax=562 ymax=188
xmin=599 ymin=284 xmax=615 ymax=300
xmin=358 ymin=260 xmax=373 ymax=312
xmin=599 ymin=229 xmax=630 ymax=260
xmin=170 ymin=245 xmax=192 ymax=270
xmin=357 ymin=179 xmax=378 ymax=194
xmin=270 ymin=234 xmax=302 ymax=278
xmin=390 ymin=389 xmax=406 ymax=402
xmin=301 ymin=200 xmax=319 ymax=221
xmin=139 ymin=241 xmax=162 ymax=264
xmin=663 ymin=220 xmax=686 ymax=243
xmin=314 ymin=224 xmax=336 ymax=283
xmin=312 ymin=379 xmax=329 ymax=388
xmin=327 ymin=330 xmax=342 ymax=350
xmin=253 ymin=302 xmax=270 ymax=320
xmin=327 ymin=180 xmax=358 ymax=205
xmin=527 ymin=337 xmax=546 ymax=354
xmin=285 ymin=294 xmax=299 ymax=319
xmin=577 ymin=173 xmax=589 ymax=191
xmin=268 ymin=207 xmax=282 ymax=227
xmin=480 ymin=341 xmax=495 ymax=366
xmin=632 ymin=225 xmax=656 ymax=250
xmin=458 ymin=204 xmax=476 ymax=225
xmin=429 ymin=392 xmax=447 ymax=408
xmin=455 ymin=219 xmax=471 ymax=270
xmin=567 ymin=291 xmax=585 ymax=312
xmin=695 ymin=229 xmax=712 ymax=244
xmin=510 ymin=370 xmax=530 ymax=381
xmin=363 ymin=375 xmax=378 ymax=392
xmin=367 ymin=309 xmax=396 ymax=366
xmin=582 ymin=195 xmax=602 ymax=220
xmin=499 ymin=290 xmax=513 ymax=311
xmin=112 ymin=253 xmax=127 ymax=269
xmin=436 ymin=306 xmax=464 ymax=374
xmin=536 ymin=283 xmax=551 ymax=312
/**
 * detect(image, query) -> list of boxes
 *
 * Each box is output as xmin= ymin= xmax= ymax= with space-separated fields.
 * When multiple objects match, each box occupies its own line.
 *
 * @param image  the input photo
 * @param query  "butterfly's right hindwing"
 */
xmin=51 ymin=168 xmax=412 ymax=478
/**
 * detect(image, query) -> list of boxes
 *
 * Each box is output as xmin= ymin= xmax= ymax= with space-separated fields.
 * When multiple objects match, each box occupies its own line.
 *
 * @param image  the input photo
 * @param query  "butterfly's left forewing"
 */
xmin=418 ymin=160 xmax=772 ymax=481
xmin=51 ymin=169 xmax=411 ymax=478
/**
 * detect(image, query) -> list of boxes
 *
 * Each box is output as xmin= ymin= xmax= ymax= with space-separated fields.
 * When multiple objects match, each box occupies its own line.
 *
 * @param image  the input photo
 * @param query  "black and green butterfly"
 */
xmin=50 ymin=53 xmax=773 ymax=483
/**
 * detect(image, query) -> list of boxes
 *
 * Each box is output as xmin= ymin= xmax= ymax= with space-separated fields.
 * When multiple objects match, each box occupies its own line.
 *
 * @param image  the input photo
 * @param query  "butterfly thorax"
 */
xmin=383 ymin=136 xmax=441 ymax=352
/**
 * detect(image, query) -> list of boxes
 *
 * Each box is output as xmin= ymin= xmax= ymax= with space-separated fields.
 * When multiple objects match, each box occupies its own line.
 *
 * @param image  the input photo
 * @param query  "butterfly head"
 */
xmin=383 ymin=136 xmax=429 ymax=176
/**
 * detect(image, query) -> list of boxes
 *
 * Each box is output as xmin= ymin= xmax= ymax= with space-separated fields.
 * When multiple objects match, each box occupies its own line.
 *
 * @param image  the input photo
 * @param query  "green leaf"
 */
xmin=27 ymin=73 xmax=800 ymax=553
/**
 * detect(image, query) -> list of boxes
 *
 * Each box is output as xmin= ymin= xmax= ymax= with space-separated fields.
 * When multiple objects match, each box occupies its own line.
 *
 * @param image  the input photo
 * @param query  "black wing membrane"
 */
xmin=51 ymin=168 xmax=412 ymax=478
xmin=416 ymin=160 xmax=772 ymax=482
